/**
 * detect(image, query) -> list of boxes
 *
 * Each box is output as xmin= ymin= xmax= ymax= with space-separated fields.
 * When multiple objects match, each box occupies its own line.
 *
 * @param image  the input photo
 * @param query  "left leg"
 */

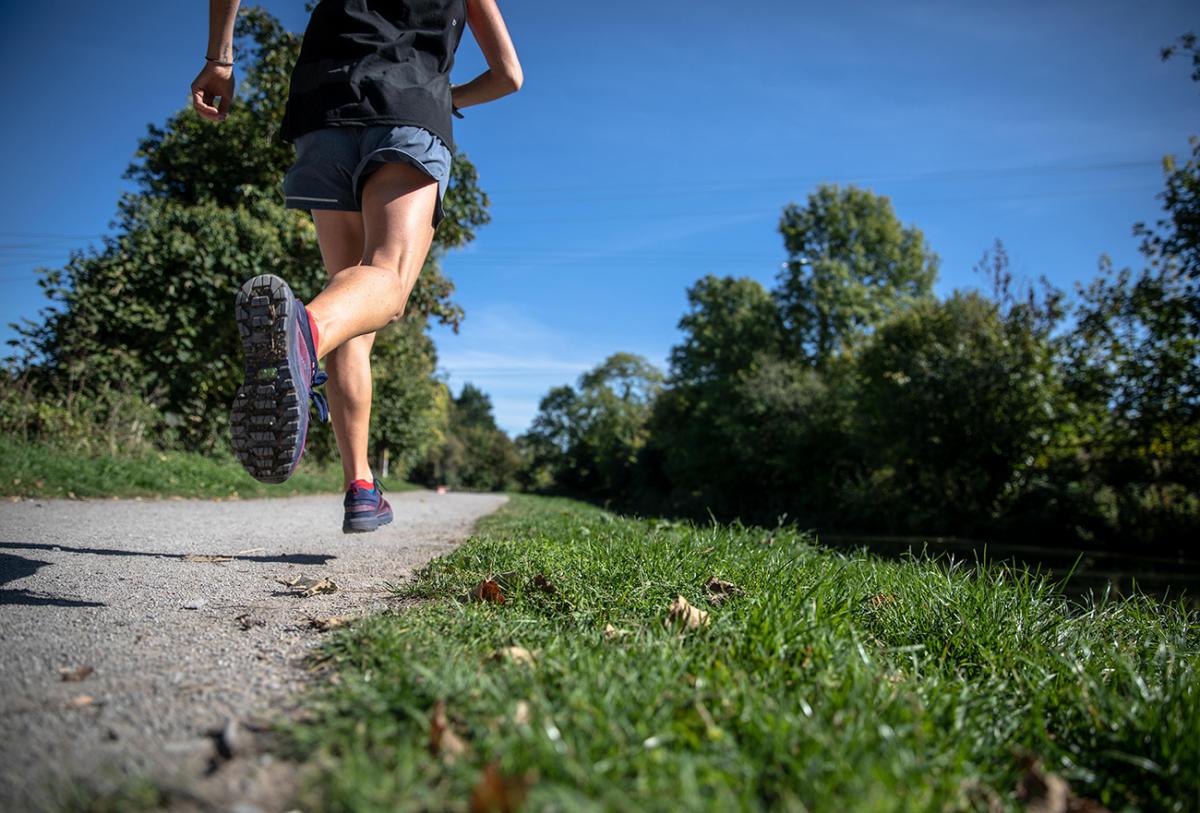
xmin=311 ymin=209 xmax=375 ymax=490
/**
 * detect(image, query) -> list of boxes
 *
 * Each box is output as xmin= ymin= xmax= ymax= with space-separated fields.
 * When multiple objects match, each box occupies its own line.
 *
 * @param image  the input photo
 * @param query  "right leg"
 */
xmin=311 ymin=210 xmax=375 ymax=490
xmin=305 ymin=162 xmax=439 ymax=360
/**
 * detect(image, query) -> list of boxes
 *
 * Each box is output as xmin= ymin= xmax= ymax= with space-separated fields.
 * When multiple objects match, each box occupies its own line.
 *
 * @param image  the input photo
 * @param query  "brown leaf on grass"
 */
xmin=704 ymin=576 xmax=743 ymax=606
xmin=603 ymin=623 xmax=631 ymax=641
xmin=468 ymin=579 xmax=506 ymax=604
xmin=428 ymin=700 xmax=469 ymax=763
xmin=183 ymin=554 xmax=234 ymax=563
xmin=276 ymin=575 xmax=337 ymax=597
xmin=308 ymin=615 xmax=353 ymax=632
xmin=1017 ymin=757 xmax=1112 ymax=813
xmin=866 ymin=593 xmax=896 ymax=609
xmin=531 ymin=573 xmax=557 ymax=594
xmin=65 ymin=694 xmax=95 ymax=709
xmin=59 ymin=665 xmax=94 ymax=682
xmin=492 ymin=646 xmax=536 ymax=667
xmin=664 ymin=595 xmax=710 ymax=632
xmin=469 ymin=762 xmax=532 ymax=813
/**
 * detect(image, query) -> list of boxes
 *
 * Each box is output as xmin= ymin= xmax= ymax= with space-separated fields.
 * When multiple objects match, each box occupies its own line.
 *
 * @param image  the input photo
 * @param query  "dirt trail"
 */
xmin=0 ymin=490 xmax=507 ymax=811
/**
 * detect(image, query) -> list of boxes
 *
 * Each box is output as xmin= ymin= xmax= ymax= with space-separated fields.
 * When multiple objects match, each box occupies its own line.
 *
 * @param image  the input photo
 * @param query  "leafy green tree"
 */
xmin=854 ymin=291 xmax=1061 ymax=534
xmin=520 ymin=354 xmax=662 ymax=500
xmin=649 ymin=276 xmax=783 ymax=514
xmin=367 ymin=320 xmax=449 ymax=478
xmin=11 ymin=6 xmax=490 ymax=455
xmin=415 ymin=382 xmax=518 ymax=491
xmin=775 ymin=185 xmax=937 ymax=368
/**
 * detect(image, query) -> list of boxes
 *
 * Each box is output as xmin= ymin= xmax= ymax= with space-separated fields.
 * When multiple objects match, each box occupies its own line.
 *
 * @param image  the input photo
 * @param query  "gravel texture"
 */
xmin=0 ymin=490 xmax=507 ymax=810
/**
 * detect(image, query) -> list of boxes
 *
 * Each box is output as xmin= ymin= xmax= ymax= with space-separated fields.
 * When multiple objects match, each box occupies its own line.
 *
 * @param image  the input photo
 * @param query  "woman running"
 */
xmin=189 ymin=0 xmax=522 ymax=532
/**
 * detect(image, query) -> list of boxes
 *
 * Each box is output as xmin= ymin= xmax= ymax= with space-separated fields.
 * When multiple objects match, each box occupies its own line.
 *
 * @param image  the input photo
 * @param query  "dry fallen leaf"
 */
xmin=59 ymin=665 xmax=94 ymax=682
xmin=428 ymin=700 xmax=469 ymax=763
xmin=65 ymin=694 xmax=95 ymax=709
xmin=603 ymin=623 xmax=631 ymax=641
xmin=235 ymin=613 xmax=265 ymax=630
xmin=664 ymin=595 xmax=710 ymax=632
xmin=492 ymin=646 xmax=536 ymax=667
xmin=183 ymin=554 xmax=234 ymax=563
xmin=704 ymin=576 xmax=743 ymax=606
xmin=308 ymin=615 xmax=353 ymax=632
xmin=513 ymin=700 xmax=531 ymax=726
xmin=469 ymin=762 xmax=532 ymax=813
xmin=531 ymin=574 xmax=557 ymax=594
xmin=468 ymin=579 xmax=506 ymax=604
xmin=867 ymin=593 xmax=897 ymax=609
xmin=1017 ymin=757 xmax=1112 ymax=813
xmin=276 ymin=575 xmax=337 ymax=597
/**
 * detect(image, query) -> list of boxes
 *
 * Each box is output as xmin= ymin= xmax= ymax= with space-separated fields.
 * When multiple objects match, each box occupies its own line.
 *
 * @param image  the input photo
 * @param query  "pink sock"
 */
xmin=307 ymin=311 xmax=321 ymax=357
xmin=351 ymin=479 xmax=375 ymax=492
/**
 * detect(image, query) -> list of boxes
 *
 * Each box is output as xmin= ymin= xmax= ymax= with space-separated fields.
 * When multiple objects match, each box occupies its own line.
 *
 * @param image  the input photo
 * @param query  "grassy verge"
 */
xmin=287 ymin=495 xmax=1198 ymax=812
xmin=0 ymin=435 xmax=376 ymax=499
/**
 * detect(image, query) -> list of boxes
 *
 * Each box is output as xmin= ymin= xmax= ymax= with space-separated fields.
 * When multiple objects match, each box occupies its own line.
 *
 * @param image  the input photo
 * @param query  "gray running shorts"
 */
xmin=282 ymin=124 xmax=452 ymax=228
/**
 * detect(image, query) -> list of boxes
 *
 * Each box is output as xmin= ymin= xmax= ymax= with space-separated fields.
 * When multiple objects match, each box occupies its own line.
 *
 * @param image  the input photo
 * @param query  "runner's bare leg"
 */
xmin=311 ymin=210 xmax=375 ymax=489
xmin=306 ymin=162 xmax=439 ymax=360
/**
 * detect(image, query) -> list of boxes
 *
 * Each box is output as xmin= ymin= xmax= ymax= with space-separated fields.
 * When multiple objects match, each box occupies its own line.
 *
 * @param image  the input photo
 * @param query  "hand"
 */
xmin=190 ymin=62 xmax=235 ymax=122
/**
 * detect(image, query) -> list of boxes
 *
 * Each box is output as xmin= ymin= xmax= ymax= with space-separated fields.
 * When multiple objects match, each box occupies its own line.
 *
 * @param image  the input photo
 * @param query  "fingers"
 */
xmin=190 ymin=70 xmax=233 ymax=122
xmin=191 ymin=84 xmax=221 ymax=121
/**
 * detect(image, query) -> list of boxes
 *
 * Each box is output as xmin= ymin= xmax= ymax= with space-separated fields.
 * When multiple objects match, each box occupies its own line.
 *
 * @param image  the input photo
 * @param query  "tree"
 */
xmin=855 ymin=292 xmax=1061 ymax=534
xmin=415 ymin=382 xmax=518 ymax=491
xmin=10 ymin=6 xmax=490 ymax=454
xmin=775 ymin=185 xmax=937 ymax=368
xmin=520 ymin=354 xmax=663 ymax=500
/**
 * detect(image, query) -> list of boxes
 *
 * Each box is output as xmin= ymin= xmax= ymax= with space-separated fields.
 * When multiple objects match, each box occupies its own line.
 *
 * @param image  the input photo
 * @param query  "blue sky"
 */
xmin=0 ymin=1 xmax=1196 ymax=434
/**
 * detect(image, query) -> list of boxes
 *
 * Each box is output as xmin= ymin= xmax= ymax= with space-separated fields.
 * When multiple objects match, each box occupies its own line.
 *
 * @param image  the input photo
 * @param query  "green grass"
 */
xmin=285 ymin=495 xmax=1199 ymax=812
xmin=0 ymin=434 xmax=369 ymax=499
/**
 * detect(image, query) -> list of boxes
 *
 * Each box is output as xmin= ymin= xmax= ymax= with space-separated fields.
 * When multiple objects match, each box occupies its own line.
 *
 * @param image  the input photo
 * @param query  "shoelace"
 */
xmin=310 ymin=370 xmax=329 ymax=423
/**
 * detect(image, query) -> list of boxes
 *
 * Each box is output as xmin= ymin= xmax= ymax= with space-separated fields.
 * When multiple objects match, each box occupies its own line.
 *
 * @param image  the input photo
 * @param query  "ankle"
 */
xmin=344 ymin=471 xmax=374 ymax=490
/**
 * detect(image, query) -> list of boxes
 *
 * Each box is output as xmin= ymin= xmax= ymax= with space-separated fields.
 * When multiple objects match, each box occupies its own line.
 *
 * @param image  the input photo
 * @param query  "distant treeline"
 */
xmin=517 ymin=166 xmax=1199 ymax=552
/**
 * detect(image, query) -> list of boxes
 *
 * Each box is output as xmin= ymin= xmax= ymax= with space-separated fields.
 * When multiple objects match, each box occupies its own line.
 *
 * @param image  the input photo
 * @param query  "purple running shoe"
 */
xmin=343 ymin=479 xmax=394 ymax=533
xmin=230 ymin=274 xmax=328 ymax=484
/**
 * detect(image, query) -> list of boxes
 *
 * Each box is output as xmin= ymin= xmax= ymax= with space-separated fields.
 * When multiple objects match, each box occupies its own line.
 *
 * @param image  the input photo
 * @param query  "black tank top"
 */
xmin=280 ymin=0 xmax=467 ymax=150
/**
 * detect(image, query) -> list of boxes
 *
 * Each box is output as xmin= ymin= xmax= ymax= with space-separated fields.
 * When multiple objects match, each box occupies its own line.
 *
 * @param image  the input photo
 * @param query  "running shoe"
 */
xmin=230 ymin=274 xmax=328 ymax=483
xmin=343 ymin=479 xmax=394 ymax=533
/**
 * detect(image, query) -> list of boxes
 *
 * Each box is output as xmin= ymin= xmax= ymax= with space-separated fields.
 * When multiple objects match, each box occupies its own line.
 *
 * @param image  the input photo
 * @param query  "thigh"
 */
xmin=311 ymin=210 xmax=366 ymax=277
xmin=360 ymin=162 xmax=438 ymax=271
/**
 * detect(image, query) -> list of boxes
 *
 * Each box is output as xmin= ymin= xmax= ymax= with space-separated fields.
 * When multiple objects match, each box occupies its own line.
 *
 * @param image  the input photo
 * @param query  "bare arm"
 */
xmin=452 ymin=0 xmax=523 ymax=111
xmin=190 ymin=0 xmax=241 ymax=122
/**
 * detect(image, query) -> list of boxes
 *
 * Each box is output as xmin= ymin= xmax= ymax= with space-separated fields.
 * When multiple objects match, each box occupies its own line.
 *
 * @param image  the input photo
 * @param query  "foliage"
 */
xmin=854 ymin=292 xmax=1061 ymax=534
xmin=520 ymin=353 xmax=663 ymax=501
xmin=0 ymin=434 xmax=349 ymax=499
xmin=775 ymin=184 xmax=937 ymax=368
xmin=287 ymin=495 xmax=1200 ymax=812
xmin=415 ymin=383 xmax=519 ymax=491
xmin=367 ymin=319 xmax=452 ymax=479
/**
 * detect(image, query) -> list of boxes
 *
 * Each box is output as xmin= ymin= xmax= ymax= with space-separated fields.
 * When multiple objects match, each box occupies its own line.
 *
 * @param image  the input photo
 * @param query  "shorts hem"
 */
xmin=352 ymin=147 xmax=447 ymax=228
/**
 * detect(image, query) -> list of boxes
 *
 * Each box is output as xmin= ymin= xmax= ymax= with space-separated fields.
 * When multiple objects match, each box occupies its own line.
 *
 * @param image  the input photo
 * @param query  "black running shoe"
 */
xmin=230 ymin=274 xmax=328 ymax=484
xmin=343 ymin=479 xmax=394 ymax=533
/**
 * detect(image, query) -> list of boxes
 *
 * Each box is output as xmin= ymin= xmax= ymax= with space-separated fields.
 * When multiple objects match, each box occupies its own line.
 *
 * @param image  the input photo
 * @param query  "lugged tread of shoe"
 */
xmin=230 ymin=274 xmax=307 ymax=484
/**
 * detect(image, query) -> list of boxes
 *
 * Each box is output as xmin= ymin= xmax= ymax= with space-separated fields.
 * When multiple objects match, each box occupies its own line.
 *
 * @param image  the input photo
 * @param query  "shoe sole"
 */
xmin=343 ymin=508 xmax=395 ymax=534
xmin=230 ymin=275 xmax=305 ymax=484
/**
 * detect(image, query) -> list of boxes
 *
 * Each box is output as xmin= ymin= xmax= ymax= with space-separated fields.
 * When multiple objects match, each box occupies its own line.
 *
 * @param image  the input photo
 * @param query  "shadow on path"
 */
xmin=0 ymin=552 xmax=106 ymax=607
xmin=0 ymin=542 xmax=335 ymax=567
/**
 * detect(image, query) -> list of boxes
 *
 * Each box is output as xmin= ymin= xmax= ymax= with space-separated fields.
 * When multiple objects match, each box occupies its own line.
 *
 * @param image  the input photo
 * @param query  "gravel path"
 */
xmin=0 ymin=490 xmax=507 ymax=811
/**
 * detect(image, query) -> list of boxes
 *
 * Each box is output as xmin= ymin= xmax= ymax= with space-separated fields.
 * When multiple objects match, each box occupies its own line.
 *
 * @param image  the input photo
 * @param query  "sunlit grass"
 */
xmin=286 ymin=495 xmax=1198 ymax=811
xmin=0 ymin=434 xmax=365 ymax=499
